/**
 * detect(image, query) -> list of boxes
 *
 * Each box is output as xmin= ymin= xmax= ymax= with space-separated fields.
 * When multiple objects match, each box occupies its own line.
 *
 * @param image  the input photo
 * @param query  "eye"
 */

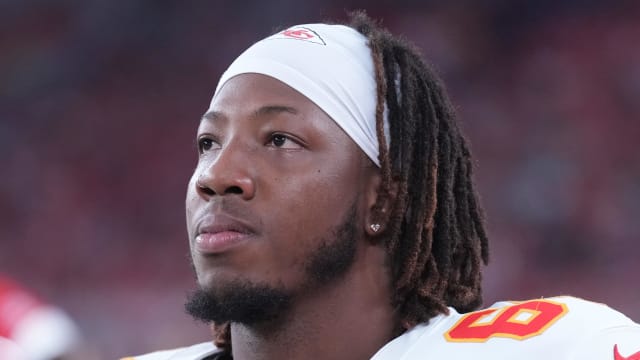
xmin=197 ymin=137 xmax=219 ymax=154
xmin=267 ymin=133 xmax=302 ymax=149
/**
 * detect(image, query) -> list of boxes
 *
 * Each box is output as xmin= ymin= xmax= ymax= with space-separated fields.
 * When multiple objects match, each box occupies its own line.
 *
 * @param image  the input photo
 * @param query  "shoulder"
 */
xmin=121 ymin=342 xmax=220 ymax=360
xmin=372 ymin=296 xmax=640 ymax=360
xmin=551 ymin=297 xmax=640 ymax=359
xmin=486 ymin=296 xmax=636 ymax=329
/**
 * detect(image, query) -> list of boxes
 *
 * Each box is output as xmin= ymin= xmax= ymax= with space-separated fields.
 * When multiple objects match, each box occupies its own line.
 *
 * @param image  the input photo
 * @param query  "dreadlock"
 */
xmin=211 ymin=10 xmax=489 ymax=355
xmin=350 ymin=10 xmax=489 ymax=329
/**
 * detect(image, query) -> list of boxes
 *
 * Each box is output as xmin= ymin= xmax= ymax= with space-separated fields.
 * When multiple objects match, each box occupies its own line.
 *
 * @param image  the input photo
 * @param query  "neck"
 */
xmin=228 ymin=245 xmax=396 ymax=360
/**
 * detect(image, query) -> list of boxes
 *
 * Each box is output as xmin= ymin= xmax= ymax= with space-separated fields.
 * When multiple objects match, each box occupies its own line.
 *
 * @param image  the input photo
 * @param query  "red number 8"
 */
xmin=445 ymin=299 xmax=568 ymax=342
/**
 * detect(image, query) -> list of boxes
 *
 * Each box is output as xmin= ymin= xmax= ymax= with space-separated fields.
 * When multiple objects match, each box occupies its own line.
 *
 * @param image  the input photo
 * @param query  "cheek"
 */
xmin=296 ymin=167 xmax=355 ymax=205
xmin=185 ymin=172 xmax=200 ymax=239
xmin=263 ymin=169 xmax=356 ymax=249
xmin=274 ymin=172 xmax=336 ymax=215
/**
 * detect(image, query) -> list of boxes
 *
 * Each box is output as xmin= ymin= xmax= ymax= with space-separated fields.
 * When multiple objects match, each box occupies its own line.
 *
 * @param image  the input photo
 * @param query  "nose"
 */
xmin=194 ymin=143 xmax=256 ymax=201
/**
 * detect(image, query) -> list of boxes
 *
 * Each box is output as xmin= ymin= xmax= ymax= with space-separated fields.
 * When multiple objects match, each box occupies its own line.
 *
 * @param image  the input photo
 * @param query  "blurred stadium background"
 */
xmin=1 ymin=0 xmax=639 ymax=358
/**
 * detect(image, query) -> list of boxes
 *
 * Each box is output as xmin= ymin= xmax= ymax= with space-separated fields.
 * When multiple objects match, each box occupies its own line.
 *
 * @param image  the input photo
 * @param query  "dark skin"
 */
xmin=186 ymin=73 xmax=397 ymax=360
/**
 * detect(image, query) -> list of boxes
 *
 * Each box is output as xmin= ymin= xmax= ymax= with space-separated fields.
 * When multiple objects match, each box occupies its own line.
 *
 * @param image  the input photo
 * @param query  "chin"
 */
xmin=186 ymin=275 xmax=293 ymax=324
xmin=196 ymin=266 xmax=268 ymax=293
xmin=195 ymin=268 xmax=230 ymax=291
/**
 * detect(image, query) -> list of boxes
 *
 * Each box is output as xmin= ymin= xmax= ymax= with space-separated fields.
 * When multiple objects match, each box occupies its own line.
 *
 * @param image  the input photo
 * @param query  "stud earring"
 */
xmin=370 ymin=223 xmax=381 ymax=232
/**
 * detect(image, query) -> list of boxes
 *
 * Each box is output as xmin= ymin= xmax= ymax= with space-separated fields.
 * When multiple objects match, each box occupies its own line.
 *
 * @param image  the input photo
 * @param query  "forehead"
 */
xmin=208 ymin=73 xmax=318 ymax=114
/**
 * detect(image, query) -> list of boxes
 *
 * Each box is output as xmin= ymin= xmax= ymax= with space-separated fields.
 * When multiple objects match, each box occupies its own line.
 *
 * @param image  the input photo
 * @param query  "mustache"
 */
xmin=193 ymin=197 xmax=260 ymax=226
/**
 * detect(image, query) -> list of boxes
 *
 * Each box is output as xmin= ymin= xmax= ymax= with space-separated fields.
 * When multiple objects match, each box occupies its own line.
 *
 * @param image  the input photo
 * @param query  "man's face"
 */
xmin=185 ymin=73 xmax=378 ymax=322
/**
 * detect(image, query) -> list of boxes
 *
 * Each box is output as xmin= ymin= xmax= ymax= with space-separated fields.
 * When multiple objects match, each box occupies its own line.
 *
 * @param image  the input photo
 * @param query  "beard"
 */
xmin=185 ymin=203 xmax=358 ymax=325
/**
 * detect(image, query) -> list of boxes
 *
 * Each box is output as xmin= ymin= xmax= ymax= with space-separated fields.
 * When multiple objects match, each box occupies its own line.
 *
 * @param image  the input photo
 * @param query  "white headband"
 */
xmin=210 ymin=23 xmax=388 ymax=167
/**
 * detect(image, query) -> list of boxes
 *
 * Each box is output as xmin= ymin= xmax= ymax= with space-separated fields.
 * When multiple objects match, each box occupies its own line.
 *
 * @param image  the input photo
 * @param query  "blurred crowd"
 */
xmin=1 ymin=0 xmax=639 ymax=358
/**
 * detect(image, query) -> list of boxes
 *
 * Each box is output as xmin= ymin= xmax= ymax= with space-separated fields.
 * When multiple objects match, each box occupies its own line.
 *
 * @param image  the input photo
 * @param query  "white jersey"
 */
xmin=123 ymin=296 xmax=640 ymax=360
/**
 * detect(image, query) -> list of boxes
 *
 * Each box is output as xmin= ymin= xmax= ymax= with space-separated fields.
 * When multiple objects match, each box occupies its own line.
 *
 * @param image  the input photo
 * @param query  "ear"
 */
xmin=362 ymin=168 xmax=397 ymax=239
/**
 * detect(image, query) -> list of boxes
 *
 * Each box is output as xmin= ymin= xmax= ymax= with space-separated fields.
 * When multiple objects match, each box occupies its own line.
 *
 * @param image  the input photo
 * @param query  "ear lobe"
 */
xmin=363 ymin=170 xmax=397 ymax=238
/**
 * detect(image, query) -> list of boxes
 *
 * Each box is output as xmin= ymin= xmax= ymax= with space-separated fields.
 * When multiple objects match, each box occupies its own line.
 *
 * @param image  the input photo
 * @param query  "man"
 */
xmin=124 ymin=12 xmax=640 ymax=360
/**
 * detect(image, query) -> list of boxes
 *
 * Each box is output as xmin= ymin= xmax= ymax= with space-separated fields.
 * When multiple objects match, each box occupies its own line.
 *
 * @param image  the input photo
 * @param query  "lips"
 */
xmin=195 ymin=215 xmax=256 ymax=255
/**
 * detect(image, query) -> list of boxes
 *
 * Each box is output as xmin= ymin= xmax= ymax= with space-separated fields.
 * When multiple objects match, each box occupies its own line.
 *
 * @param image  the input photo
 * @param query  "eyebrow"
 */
xmin=201 ymin=105 xmax=298 ymax=123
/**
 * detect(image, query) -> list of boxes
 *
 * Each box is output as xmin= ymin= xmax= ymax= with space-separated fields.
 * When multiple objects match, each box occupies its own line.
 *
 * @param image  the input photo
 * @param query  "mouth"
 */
xmin=194 ymin=215 xmax=256 ymax=255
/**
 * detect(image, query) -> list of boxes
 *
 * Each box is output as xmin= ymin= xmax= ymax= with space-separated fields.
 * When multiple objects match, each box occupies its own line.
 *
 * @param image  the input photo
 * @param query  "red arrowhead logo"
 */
xmin=614 ymin=344 xmax=640 ymax=360
xmin=269 ymin=26 xmax=326 ymax=45
xmin=283 ymin=29 xmax=314 ymax=40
